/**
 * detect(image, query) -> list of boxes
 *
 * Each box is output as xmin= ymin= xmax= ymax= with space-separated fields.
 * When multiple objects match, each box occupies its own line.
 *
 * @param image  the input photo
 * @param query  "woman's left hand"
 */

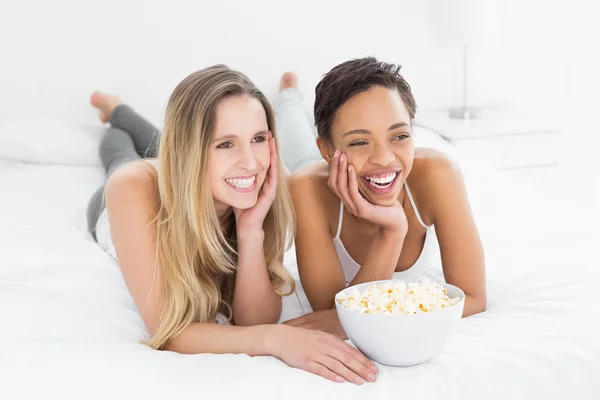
xmin=233 ymin=133 xmax=278 ymax=234
xmin=283 ymin=309 xmax=348 ymax=340
xmin=328 ymin=151 xmax=408 ymax=235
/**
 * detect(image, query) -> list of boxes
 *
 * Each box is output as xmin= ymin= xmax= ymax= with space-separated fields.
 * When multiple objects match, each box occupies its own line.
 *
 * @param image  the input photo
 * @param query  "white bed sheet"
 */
xmin=1 ymin=128 xmax=600 ymax=400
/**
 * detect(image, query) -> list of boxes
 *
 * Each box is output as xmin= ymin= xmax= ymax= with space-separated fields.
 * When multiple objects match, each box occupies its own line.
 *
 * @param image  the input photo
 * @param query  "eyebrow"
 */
xmin=342 ymin=122 xmax=410 ymax=138
xmin=214 ymin=130 xmax=269 ymax=141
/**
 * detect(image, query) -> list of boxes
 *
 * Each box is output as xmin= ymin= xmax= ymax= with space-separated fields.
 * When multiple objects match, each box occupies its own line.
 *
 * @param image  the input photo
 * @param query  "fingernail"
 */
xmin=371 ymin=365 xmax=379 ymax=373
xmin=367 ymin=373 xmax=376 ymax=382
xmin=334 ymin=150 xmax=339 ymax=157
xmin=355 ymin=377 xmax=364 ymax=385
xmin=335 ymin=376 xmax=344 ymax=383
xmin=340 ymin=154 xmax=345 ymax=162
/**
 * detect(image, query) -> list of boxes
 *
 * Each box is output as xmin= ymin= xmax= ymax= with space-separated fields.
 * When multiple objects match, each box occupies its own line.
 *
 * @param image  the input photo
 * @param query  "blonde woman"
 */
xmin=85 ymin=65 xmax=378 ymax=385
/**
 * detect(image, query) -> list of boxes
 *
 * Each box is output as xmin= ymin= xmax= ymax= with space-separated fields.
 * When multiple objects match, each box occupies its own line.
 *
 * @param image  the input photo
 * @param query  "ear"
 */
xmin=317 ymin=137 xmax=335 ymax=166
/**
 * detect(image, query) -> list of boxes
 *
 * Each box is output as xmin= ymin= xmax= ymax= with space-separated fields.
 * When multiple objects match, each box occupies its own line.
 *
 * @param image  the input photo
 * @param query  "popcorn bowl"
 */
xmin=335 ymin=280 xmax=465 ymax=367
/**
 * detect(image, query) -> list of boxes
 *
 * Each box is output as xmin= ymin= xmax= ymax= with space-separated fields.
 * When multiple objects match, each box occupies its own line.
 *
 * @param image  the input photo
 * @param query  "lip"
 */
xmin=360 ymin=170 xmax=401 ymax=195
xmin=225 ymin=174 xmax=258 ymax=193
xmin=359 ymin=168 xmax=402 ymax=178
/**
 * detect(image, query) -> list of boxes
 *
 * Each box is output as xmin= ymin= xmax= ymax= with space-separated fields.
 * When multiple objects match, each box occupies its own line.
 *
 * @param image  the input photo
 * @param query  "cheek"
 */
xmin=395 ymin=142 xmax=415 ymax=159
xmin=346 ymin=153 xmax=367 ymax=170
xmin=208 ymin=153 xmax=228 ymax=186
xmin=256 ymin=145 xmax=271 ymax=170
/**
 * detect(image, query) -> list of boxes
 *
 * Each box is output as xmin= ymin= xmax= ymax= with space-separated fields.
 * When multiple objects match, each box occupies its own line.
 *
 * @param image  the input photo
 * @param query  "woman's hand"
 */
xmin=283 ymin=309 xmax=347 ymax=340
xmin=233 ymin=133 xmax=278 ymax=234
xmin=267 ymin=324 xmax=378 ymax=385
xmin=328 ymin=150 xmax=408 ymax=235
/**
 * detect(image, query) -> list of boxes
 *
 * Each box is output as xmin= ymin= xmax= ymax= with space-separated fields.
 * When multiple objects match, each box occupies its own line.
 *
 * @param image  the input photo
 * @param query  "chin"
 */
xmin=371 ymin=197 xmax=398 ymax=207
xmin=228 ymin=196 xmax=258 ymax=210
xmin=359 ymin=184 xmax=402 ymax=207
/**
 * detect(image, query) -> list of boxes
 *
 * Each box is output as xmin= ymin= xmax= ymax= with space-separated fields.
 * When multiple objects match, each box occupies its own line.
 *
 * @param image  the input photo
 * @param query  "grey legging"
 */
xmin=86 ymin=104 xmax=160 ymax=239
xmin=86 ymin=88 xmax=322 ymax=240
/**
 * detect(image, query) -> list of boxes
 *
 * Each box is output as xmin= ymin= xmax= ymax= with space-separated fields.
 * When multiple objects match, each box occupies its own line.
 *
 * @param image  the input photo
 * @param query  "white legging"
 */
xmin=273 ymin=88 xmax=323 ymax=173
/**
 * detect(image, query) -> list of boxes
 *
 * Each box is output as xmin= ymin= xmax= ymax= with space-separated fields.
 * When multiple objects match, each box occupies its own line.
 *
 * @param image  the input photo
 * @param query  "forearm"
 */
xmin=233 ymin=229 xmax=281 ymax=326
xmin=347 ymin=228 xmax=405 ymax=288
xmin=165 ymin=322 xmax=273 ymax=355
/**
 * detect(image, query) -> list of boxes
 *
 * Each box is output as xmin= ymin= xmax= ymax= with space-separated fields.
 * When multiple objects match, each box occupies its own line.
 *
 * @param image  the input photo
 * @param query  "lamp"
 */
xmin=430 ymin=0 xmax=498 ymax=120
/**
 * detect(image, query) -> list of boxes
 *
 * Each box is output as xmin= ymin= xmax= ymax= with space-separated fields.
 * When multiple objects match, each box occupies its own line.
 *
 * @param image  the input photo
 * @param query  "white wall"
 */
xmin=0 ymin=0 xmax=434 ymax=127
xmin=2 ymin=0 xmax=593 ymax=126
xmin=1 ymin=0 xmax=598 ymax=213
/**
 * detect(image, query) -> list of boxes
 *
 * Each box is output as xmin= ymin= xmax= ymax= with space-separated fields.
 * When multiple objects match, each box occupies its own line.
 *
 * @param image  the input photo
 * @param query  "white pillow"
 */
xmin=0 ymin=118 xmax=104 ymax=167
xmin=0 ymin=118 xmax=449 ymax=168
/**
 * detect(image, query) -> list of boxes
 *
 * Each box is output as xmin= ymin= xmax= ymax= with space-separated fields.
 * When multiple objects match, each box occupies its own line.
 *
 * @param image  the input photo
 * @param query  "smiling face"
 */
xmin=327 ymin=86 xmax=415 ymax=206
xmin=209 ymin=94 xmax=271 ymax=215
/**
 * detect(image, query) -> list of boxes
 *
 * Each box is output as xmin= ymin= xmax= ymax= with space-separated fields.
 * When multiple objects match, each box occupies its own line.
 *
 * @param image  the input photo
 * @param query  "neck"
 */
xmin=218 ymin=207 xmax=235 ymax=233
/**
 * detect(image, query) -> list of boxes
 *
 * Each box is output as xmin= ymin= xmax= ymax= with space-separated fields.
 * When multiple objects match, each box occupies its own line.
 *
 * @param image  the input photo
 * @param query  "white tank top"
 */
xmin=332 ymin=182 xmax=442 ymax=284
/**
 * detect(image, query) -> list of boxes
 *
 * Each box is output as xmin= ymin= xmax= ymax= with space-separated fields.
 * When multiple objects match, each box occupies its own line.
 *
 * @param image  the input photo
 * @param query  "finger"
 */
xmin=327 ymin=150 xmax=340 ymax=196
xmin=336 ymin=154 xmax=357 ymax=215
xmin=325 ymin=346 xmax=376 ymax=383
xmin=306 ymin=361 xmax=344 ymax=383
xmin=335 ymin=339 xmax=379 ymax=374
xmin=268 ymin=133 xmax=278 ymax=183
xmin=347 ymin=165 xmax=367 ymax=217
xmin=282 ymin=316 xmax=305 ymax=327
xmin=257 ymin=135 xmax=278 ymax=205
xmin=316 ymin=356 xmax=363 ymax=385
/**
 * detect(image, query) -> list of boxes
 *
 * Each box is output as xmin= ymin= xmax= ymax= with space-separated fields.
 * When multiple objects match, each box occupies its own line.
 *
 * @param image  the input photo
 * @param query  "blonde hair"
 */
xmin=146 ymin=65 xmax=296 ymax=350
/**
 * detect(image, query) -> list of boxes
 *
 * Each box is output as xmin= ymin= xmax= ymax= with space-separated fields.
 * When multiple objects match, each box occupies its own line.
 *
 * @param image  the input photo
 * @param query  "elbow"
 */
xmin=463 ymin=293 xmax=487 ymax=317
xmin=233 ymin=305 xmax=282 ymax=326
xmin=163 ymin=336 xmax=189 ymax=354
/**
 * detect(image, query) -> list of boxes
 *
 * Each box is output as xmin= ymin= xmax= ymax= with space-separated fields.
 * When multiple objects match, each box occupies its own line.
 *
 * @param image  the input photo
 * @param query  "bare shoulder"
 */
xmin=105 ymin=160 xmax=160 ymax=212
xmin=411 ymin=147 xmax=462 ymax=180
xmin=288 ymin=161 xmax=332 ymax=203
xmin=407 ymin=148 xmax=466 ymax=218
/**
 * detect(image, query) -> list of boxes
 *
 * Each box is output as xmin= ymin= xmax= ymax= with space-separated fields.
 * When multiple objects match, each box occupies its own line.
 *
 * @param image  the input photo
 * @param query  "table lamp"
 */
xmin=430 ymin=0 xmax=498 ymax=120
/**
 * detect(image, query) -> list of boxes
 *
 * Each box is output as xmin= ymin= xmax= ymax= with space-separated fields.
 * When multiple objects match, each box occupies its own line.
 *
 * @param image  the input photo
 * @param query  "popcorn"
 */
xmin=335 ymin=280 xmax=461 ymax=315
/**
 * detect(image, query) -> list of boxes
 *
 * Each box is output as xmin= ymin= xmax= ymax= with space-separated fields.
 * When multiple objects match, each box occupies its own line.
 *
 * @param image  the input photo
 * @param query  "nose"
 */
xmin=369 ymin=143 xmax=395 ymax=167
xmin=236 ymin=143 xmax=258 ymax=172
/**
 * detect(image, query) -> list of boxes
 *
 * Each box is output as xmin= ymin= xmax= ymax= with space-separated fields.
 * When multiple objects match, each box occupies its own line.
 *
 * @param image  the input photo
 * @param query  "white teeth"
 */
xmin=365 ymin=172 xmax=397 ymax=184
xmin=225 ymin=176 xmax=256 ymax=189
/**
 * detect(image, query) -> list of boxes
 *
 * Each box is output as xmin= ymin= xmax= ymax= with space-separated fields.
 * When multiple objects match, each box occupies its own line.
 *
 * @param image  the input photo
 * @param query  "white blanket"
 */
xmin=1 ymin=126 xmax=599 ymax=400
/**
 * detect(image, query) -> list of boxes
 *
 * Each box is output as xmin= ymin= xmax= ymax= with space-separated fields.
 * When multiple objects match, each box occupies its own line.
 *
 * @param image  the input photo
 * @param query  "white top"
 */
xmin=332 ymin=182 xmax=439 ymax=284
xmin=95 ymin=204 xmax=117 ymax=260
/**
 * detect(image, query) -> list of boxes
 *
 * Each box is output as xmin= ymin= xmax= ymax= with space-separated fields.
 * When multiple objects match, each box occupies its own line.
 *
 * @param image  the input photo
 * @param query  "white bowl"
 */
xmin=335 ymin=280 xmax=465 ymax=367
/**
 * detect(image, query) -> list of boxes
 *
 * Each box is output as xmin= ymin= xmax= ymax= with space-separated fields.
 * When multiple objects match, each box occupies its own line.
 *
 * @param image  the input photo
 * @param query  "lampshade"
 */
xmin=430 ymin=0 xmax=498 ymax=45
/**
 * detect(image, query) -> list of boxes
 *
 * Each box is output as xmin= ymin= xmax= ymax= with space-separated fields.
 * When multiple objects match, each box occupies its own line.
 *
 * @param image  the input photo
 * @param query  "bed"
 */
xmin=1 ymin=119 xmax=599 ymax=400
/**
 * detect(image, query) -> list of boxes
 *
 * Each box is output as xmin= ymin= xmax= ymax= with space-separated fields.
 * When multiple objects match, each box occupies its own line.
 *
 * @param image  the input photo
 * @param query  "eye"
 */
xmin=393 ymin=134 xmax=410 ymax=141
xmin=216 ymin=141 xmax=233 ymax=149
xmin=349 ymin=140 xmax=368 ymax=147
xmin=252 ymin=135 xmax=267 ymax=143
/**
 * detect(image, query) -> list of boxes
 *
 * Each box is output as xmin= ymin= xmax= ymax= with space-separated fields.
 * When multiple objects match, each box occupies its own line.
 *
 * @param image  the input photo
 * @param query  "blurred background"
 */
xmin=1 ymin=0 xmax=598 ymax=220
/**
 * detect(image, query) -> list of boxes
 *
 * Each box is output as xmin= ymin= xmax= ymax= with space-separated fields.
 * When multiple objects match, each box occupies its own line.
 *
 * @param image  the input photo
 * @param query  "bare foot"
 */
xmin=90 ymin=92 xmax=122 ymax=123
xmin=279 ymin=72 xmax=298 ymax=91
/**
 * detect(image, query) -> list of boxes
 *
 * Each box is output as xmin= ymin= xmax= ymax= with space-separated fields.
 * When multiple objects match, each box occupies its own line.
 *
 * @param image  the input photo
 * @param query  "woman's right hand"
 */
xmin=327 ymin=150 xmax=408 ymax=235
xmin=266 ymin=324 xmax=378 ymax=385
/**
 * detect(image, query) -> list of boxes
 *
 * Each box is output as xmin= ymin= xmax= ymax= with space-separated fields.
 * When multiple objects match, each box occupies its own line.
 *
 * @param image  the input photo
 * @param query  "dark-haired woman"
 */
xmin=278 ymin=58 xmax=487 ymax=338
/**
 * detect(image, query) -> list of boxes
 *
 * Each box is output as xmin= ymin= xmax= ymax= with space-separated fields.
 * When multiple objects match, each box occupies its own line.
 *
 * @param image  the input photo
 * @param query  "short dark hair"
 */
xmin=314 ymin=57 xmax=417 ymax=141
